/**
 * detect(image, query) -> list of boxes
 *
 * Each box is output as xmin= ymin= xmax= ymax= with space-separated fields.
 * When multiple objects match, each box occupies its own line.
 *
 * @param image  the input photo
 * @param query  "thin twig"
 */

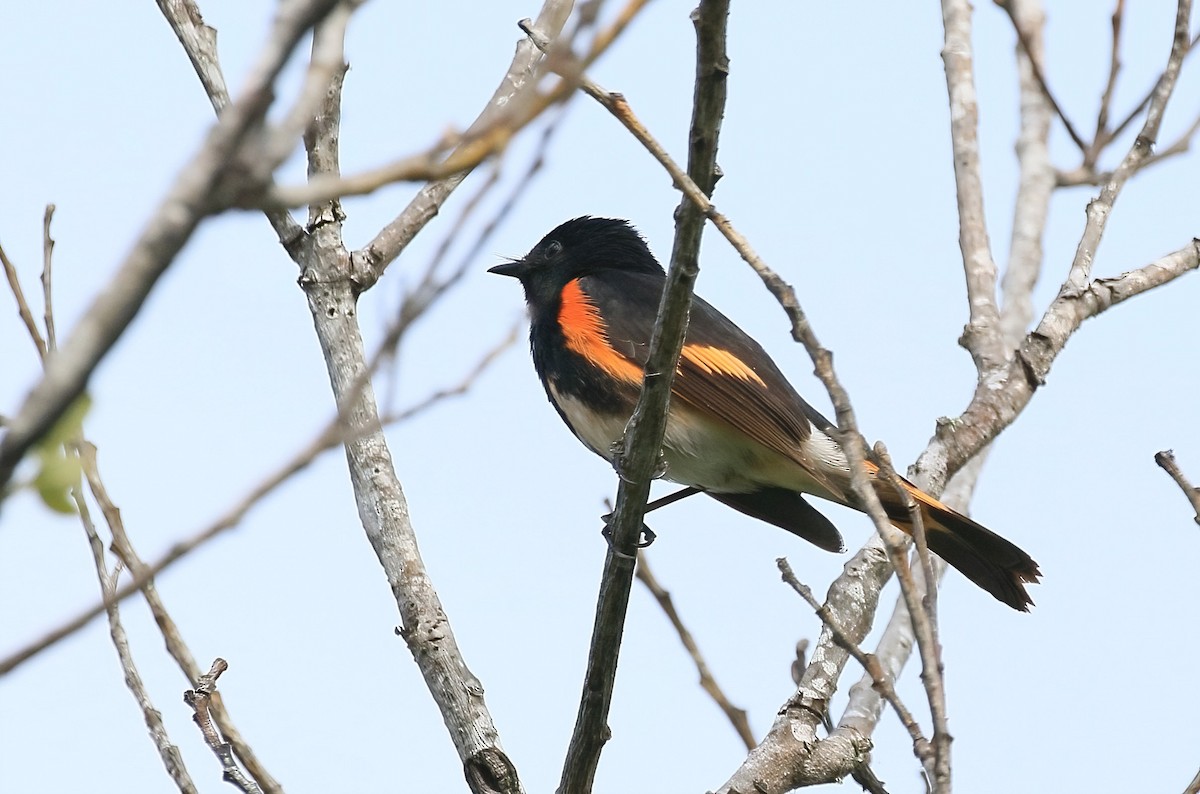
xmin=869 ymin=443 xmax=949 ymax=788
xmin=41 ymin=204 xmax=57 ymax=352
xmin=635 ymin=552 xmax=755 ymax=750
xmin=78 ymin=442 xmax=282 ymax=793
xmin=1154 ymin=450 xmax=1200 ymax=526
xmin=914 ymin=238 xmax=1200 ymax=493
xmin=0 ymin=0 xmax=342 ymax=493
xmin=0 ymin=240 xmax=48 ymax=360
xmin=184 ymin=660 xmax=262 ymax=794
xmin=75 ymin=481 xmax=197 ymax=793
xmin=1105 ymin=29 xmax=1200 ymax=150
xmin=0 ymin=319 xmax=515 ymax=678
xmin=382 ymin=326 xmax=519 ymax=425
xmin=1000 ymin=0 xmax=1053 ymax=346
xmin=996 ymin=0 xmax=1088 ymax=152
xmin=912 ymin=0 xmax=1199 ymax=494
xmin=1061 ymin=0 xmax=1193 ymax=301
xmin=350 ymin=0 xmax=579 ymax=288
xmin=1088 ymin=0 xmax=1126 ymax=167
xmin=777 ymin=559 xmax=931 ymax=765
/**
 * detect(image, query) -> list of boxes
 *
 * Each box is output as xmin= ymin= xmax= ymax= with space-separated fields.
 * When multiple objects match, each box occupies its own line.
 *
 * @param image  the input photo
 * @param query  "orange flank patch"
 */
xmin=681 ymin=345 xmax=766 ymax=386
xmin=864 ymin=459 xmax=952 ymax=512
xmin=558 ymin=279 xmax=642 ymax=382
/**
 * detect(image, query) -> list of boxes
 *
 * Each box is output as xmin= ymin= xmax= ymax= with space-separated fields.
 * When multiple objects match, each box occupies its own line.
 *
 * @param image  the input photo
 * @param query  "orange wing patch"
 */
xmin=681 ymin=345 xmax=766 ymax=386
xmin=558 ymin=279 xmax=642 ymax=383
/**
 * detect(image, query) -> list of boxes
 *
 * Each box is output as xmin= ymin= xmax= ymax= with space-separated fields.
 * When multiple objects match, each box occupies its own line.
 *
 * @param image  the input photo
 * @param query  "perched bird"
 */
xmin=490 ymin=216 xmax=1041 ymax=610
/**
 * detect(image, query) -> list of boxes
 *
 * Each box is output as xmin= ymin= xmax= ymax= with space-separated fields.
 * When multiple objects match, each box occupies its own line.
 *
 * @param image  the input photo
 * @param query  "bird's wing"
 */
xmin=581 ymin=272 xmax=847 ymax=501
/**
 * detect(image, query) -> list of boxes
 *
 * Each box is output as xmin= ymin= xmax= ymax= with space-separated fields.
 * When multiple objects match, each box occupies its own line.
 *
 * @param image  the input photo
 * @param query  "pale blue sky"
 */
xmin=2 ymin=2 xmax=1198 ymax=792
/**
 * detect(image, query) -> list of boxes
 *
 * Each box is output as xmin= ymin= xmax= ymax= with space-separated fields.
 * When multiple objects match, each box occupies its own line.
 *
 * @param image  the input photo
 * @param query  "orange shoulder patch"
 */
xmin=681 ymin=344 xmax=766 ymax=386
xmin=558 ymin=279 xmax=643 ymax=383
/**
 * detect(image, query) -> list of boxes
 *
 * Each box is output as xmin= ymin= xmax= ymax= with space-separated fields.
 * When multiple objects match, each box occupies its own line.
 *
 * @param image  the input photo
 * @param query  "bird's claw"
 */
xmin=600 ymin=515 xmax=657 ymax=557
xmin=609 ymin=442 xmax=669 ymax=484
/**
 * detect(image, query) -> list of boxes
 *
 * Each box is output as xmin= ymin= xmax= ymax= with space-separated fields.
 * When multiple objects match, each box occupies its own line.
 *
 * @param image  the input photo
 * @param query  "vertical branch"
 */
xmin=1061 ymin=0 xmax=1193 ymax=295
xmin=41 ymin=204 xmax=58 ymax=352
xmin=296 ymin=15 xmax=523 ymax=794
xmin=558 ymin=2 xmax=728 ymax=791
xmin=1000 ymin=0 xmax=1054 ymax=347
xmin=942 ymin=0 xmax=1004 ymax=374
xmin=1087 ymin=0 xmax=1126 ymax=167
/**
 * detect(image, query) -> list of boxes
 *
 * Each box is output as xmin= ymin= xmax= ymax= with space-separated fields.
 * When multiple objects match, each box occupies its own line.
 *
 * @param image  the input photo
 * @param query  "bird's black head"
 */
xmin=489 ymin=217 xmax=663 ymax=305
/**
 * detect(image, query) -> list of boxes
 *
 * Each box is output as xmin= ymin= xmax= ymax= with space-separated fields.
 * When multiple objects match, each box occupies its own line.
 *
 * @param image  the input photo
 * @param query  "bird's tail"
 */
xmin=873 ymin=475 xmax=1041 ymax=611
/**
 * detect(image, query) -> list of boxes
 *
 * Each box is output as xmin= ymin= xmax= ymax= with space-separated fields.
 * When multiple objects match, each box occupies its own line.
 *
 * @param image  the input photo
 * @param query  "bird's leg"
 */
xmin=643 ymin=485 xmax=701 ymax=514
xmin=599 ymin=486 xmax=702 ymax=554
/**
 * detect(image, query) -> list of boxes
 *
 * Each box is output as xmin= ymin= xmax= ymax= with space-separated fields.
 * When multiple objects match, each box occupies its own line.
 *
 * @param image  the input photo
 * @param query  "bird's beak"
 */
xmin=488 ymin=259 xmax=527 ymax=278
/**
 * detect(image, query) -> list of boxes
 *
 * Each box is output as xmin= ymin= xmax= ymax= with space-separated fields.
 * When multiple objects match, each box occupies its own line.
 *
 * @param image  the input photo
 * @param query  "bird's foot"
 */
xmin=600 ymin=515 xmax=657 ymax=559
xmin=609 ymin=439 xmax=669 ymax=483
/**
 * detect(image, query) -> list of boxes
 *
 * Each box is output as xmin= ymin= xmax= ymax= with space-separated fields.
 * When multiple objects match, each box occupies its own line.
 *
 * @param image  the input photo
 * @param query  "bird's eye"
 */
xmin=544 ymin=240 xmax=563 ymax=259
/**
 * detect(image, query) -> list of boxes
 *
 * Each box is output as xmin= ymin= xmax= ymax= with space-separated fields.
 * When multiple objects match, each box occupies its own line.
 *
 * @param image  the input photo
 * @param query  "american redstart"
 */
xmin=490 ymin=216 xmax=1040 ymax=610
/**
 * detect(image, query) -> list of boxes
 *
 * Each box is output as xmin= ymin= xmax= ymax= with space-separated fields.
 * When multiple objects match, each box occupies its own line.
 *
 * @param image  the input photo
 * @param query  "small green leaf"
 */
xmin=28 ymin=394 xmax=92 ymax=514
xmin=33 ymin=446 xmax=81 ymax=514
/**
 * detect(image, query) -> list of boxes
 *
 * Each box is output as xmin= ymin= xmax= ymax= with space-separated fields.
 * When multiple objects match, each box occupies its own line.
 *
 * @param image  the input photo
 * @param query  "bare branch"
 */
xmin=914 ymin=238 xmax=1200 ymax=493
xmin=777 ymin=559 xmax=931 ymax=766
xmin=41 ymin=205 xmax=57 ymax=352
xmin=0 ymin=0 xmax=342 ymax=493
xmin=351 ymin=0 xmax=580 ymax=289
xmin=1155 ymin=450 xmax=1200 ymax=526
xmin=74 ymin=482 xmax=196 ymax=793
xmin=0 ymin=318 xmax=514 ymax=679
xmin=1000 ymin=0 xmax=1054 ymax=346
xmin=995 ymin=0 xmax=1088 ymax=152
xmin=156 ymin=0 xmax=232 ymax=113
xmin=0 ymin=239 xmax=48 ymax=360
xmin=290 ymin=11 xmax=526 ymax=790
xmin=942 ymin=0 xmax=1004 ymax=374
xmin=558 ymin=2 xmax=728 ymax=789
xmin=156 ymin=0 xmax=302 ymax=243
xmin=1087 ymin=0 xmax=1125 ymax=167
xmin=635 ymin=552 xmax=755 ymax=750
xmin=78 ymin=441 xmax=282 ymax=793
xmin=1184 ymin=766 xmax=1200 ymax=794
xmin=1104 ymin=28 xmax=1199 ymax=151
xmin=184 ymin=660 xmax=262 ymax=794
xmin=1062 ymin=0 xmax=1193 ymax=296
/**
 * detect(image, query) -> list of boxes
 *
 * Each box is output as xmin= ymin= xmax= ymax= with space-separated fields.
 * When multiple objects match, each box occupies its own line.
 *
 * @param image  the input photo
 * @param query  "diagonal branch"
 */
xmin=914 ymin=239 xmax=1200 ymax=495
xmin=636 ymin=552 xmax=755 ymax=751
xmin=1155 ymin=450 xmax=1200 ymax=526
xmin=0 ymin=0 xmax=342 ymax=494
xmin=350 ymin=0 xmax=582 ymax=290
xmin=996 ymin=0 xmax=1088 ymax=152
xmin=0 ymin=315 xmax=515 ymax=679
xmin=778 ymin=559 xmax=930 ymax=763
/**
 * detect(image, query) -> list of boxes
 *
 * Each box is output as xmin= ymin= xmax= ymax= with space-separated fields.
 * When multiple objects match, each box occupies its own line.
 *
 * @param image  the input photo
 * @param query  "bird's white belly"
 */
xmin=547 ymin=383 xmax=845 ymax=501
